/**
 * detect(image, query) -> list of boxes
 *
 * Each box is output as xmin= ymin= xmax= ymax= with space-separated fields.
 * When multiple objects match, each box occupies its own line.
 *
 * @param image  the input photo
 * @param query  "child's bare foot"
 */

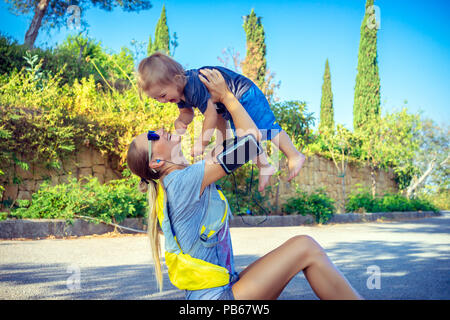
xmin=288 ymin=153 xmax=306 ymax=182
xmin=258 ymin=164 xmax=276 ymax=192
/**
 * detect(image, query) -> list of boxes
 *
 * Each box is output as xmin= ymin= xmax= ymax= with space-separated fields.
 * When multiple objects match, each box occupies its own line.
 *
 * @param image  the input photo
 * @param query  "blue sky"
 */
xmin=1 ymin=0 xmax=449 ymax=131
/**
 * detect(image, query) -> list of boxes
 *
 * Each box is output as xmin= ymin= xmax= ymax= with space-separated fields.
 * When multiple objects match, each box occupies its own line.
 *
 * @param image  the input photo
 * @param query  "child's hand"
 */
xmin=174 ymin=118 xmax=188 ymax=135
xmin=191 ymin=139 xmax=205 ymax=158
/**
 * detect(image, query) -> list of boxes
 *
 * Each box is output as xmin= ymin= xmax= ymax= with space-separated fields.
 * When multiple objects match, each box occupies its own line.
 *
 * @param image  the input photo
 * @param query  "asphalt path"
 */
xmin=1 ymin=213 xmax=449 ymax=300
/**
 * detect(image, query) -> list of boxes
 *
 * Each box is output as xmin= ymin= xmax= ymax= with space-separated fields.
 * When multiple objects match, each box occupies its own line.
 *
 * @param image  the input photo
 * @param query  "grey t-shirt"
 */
xmin=162 ymin=160 xmax=238 ymax=299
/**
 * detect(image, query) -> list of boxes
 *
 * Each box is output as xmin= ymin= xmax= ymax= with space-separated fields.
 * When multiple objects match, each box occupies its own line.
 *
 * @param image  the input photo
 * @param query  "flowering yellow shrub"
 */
xmin=0 ymin=62 xmax=202 ymax=184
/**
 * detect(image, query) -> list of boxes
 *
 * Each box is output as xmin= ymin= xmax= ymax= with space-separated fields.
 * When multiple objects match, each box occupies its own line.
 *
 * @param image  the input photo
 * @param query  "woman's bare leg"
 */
xmin=232 ymin=235 xmax=362 ymax=300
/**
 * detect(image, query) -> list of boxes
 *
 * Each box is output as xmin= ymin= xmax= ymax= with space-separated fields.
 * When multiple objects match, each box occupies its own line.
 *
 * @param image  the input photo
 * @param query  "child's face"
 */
xmin=147 ymin=82 xmax=182 ymax=104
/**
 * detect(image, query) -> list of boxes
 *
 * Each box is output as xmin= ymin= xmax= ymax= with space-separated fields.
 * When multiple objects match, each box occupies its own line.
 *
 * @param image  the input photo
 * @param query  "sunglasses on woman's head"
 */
xmin=147 ymin=130 xmax=160 ymax=174
xmin=147 ymin=130 xmax=160 ymax=159
xmin=147 ymin=130 xmax=160 ymax=141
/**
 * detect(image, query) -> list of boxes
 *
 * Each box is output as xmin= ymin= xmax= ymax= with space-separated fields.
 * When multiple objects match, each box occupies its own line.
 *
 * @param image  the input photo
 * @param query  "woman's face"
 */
xmin=150 ymin=128 xmax=183 ymax=164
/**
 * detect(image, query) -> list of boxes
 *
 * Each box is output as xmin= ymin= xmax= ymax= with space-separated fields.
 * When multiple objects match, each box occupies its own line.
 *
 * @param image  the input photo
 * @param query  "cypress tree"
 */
xmin=242 ymin=9 xmax=267 ymax=90
xmin=353 ymin=0 xmax=381 ymax=132
xmin=147 ymin=34 xmax=153 ymax=56
xmin=149 ymin=5 xmax=170 ymax=55
xmin=319 ymin=59 xmax=334 ymax=133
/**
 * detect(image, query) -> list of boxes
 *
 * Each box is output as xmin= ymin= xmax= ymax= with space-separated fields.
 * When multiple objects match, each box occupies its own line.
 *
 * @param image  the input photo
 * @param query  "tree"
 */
xmin=270 ymin=100 xmax=315 ymax=212
xmin=405 ymin=119 xmax=449 ymax=199
xmin=357 ymin=107 xmax=421 ymax=197
xmin=147 ymin=5 xmax=178 ymax=56
xmin=353 ymin=0 xmax=381 ymax=132
xmin=4 ymin=0 xmax=152 ymax=49
xmin=146 ymin=34 xmax=153 ymax=56
xmin=271 ymin=101 xmax=315 ymax=151
xmin=241 ymin=9 xmax=280 ymax=104
xmin=242 ymin=9 xmax=266 ymax=89
xmin=130 ymin=38 xmax=147 ymax=63
xmin=55 ymin=32 xmax=105 ymax=83
xmin=319 ymin=59 xmax=334 ymax=133
xmin=218 ymin=47 xmax=242 ymax=73
xmin=320 ymin=125 xmax=354 ymax=213
xmin=147 ymin=4 xmax=169 ymax=55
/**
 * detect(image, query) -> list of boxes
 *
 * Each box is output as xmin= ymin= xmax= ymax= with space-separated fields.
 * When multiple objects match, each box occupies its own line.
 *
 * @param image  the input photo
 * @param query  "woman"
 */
xmin=127 ymin=68 xmax=362 ymax=300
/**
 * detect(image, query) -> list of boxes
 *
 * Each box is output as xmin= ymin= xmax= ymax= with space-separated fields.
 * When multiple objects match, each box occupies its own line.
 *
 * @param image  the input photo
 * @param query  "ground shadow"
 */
xmin=1 ymin=215 xmax=449 ymax=300
xmin=357 ymin=213 xmax=450 ymax=236
xmin=1 ymin=262 xmax=184 ymax=299
xmin=2 ymin=240 xmax=448 ymax=300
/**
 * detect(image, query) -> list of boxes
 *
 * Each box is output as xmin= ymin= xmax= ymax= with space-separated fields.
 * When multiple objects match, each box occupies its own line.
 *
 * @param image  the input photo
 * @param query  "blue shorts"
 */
xmin=217 ymin=274 xmax=239 ymax=300
xmin=226 ymin=85 xmax=282 ymax=141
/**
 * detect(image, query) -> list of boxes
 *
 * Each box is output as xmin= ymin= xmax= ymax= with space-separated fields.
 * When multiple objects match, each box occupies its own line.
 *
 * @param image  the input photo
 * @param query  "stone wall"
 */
xmin=1 ymin=147 xmax=122 ymax=207
xmin=1 ymin=148 xmax=398 ymax=212
xmin=274 ymin=154 xmax=398 ymax=212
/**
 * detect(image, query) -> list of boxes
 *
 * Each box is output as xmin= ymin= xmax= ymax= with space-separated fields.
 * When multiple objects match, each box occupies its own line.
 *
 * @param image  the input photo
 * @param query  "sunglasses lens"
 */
xmin=147 ymin=131 xmax=160 ymax=141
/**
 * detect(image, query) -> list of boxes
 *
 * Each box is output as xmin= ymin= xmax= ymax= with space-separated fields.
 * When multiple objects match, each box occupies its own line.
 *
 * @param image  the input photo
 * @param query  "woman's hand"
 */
xmin=198 ymin=69 xmax=233 ymax=104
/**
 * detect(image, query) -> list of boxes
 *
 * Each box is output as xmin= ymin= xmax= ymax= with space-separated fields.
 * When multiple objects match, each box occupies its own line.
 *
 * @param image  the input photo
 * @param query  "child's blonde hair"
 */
xmin=137 ymin=52 xmax=186 ymax=97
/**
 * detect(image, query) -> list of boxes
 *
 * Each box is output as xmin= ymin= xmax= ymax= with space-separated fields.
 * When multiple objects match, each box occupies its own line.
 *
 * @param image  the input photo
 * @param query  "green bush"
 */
xmin=346 ymin=189 xmax=439 ymax=213
xmin=0 ymin=34 xmax=30 ymax=76
xmin=407 ymin=197 xmax=440 ymax=212
xmin=0 ymin=211 xmax=8 ymax=221
xmin=0 ymin=53 xmax=183 ymax=183
xmin=270 ymin=100 xmax=315 ymax=150
xmin=9 ymin=173 xmax=148 ymax=223
xmin=0 ymin=33 xmax=135 ymax=87
xmin=416 ymin=185 xmax=449 ymax=211
xmin=283 ymin=188 xmax=335 ymax=224
xmin=346 ymin=190 xmax=381 ymax=213
xmin=379 ymin=193 xmax=413 ymax=212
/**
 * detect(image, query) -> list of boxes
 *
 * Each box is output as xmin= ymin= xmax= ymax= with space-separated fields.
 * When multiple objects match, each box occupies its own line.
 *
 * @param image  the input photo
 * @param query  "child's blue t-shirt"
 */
xmin=177 ymin=66 xmax=282 ymax=141
xmin=177 ymin=66 xmax=254 ymax=116
xmin=162 ymin=160 xmax=239 ymax=299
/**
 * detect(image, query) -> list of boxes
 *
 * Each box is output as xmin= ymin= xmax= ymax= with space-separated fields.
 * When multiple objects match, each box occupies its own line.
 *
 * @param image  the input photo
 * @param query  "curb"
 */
xmin=0 ymin=211 xmax=443 ymax=239
xmin=229 ymin=211 xmax=442 ymax=228
xmin=328 ymin=210 xmax=442 ymax=224
xmin=0 ymin=218 xmax=146 ymax=239
xmin=229 ymin=214 xmax=315 ymax=227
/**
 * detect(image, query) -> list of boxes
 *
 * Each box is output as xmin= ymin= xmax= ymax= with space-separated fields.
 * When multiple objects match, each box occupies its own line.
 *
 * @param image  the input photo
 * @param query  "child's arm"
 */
xmin=174 ymin=107 xmax=194 ymax=134
xmin=215 ymin=114 xmax=230 ymax=147
xmin=192 ymin=99 xmax=219 ymax=157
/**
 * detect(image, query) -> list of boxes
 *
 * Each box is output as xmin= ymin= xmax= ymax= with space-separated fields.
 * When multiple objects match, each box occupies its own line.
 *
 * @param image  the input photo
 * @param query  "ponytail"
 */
xmin=127 ymin=134 xmax=163 ymax=291
xmin=140 ymin=179 xmax=163 ymax=292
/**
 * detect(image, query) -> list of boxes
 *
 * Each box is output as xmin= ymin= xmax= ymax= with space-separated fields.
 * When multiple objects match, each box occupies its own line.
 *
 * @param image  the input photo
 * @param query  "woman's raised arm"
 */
xmin=198 ymin=68 xmax=262 ymax=195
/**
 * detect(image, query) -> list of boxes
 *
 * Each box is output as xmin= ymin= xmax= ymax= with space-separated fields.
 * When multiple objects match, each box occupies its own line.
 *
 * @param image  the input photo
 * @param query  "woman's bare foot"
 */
xmin=288 ymin=153 xmax=306 ymax=182
xmin=258 ymin=164 xmax=276 ymax=192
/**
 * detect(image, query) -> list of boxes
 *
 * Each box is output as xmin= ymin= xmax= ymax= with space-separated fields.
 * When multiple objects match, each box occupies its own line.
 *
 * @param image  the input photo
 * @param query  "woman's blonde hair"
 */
xmin=127 ymin=136 xmax=164 ymax=291
xmin=137 ymin=52 xmax=187 ymax=98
